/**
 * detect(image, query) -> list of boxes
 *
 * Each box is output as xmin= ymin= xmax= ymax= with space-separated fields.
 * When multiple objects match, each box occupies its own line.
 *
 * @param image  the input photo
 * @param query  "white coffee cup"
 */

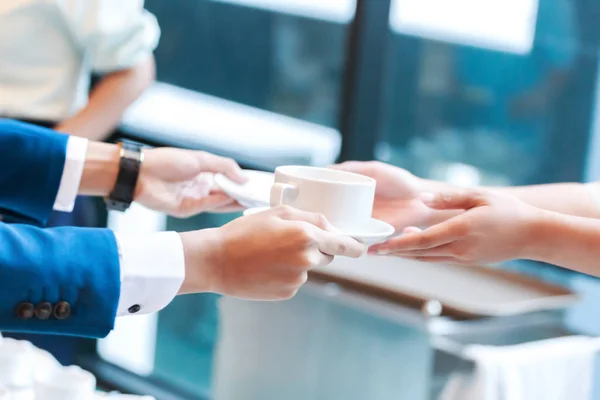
xmin=270 ymin=166 xmax=375 ymax=231
xmin=34 ymin=365 xmax=96 ymax=400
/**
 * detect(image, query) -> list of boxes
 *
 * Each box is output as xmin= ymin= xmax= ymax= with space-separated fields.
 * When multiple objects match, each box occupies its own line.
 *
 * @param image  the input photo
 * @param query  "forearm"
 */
xmin=524 ymin=210 xmax=600 ymax=276
xmin=78 ymin=141 xmax=120 ymax=197
xmin=496 ymin=183 xmax=600 ymax=218
xmin=420 ymin=178 xmax=600 ymax=221
xmin=56 ymin=56 xmax=155 ymax=141
xmin=178 ymin=229 xmax=221 ymax=295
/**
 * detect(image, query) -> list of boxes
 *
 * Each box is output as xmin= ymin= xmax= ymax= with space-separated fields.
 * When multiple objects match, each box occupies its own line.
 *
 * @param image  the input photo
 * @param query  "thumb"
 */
xmin=328 ymin=161 xmax=363 ymax=173
xmin=420 ymin=190 xmax=488 ymax=210
xmin=177 ymin=193 xmax=236 ymax=217
xmin=197 ymin=193 xmax=237 ymax=210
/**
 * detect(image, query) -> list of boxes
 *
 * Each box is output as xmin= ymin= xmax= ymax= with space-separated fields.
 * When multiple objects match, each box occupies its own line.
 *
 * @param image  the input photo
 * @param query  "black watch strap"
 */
xmin=106 ymin=141 xmax=144 ymax=212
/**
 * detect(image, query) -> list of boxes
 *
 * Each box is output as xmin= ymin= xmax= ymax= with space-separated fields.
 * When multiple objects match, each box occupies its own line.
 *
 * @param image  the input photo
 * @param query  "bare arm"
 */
xmin=55 ymin=56 xmax=155 ymax=141
xmin=371 ymin=188 xmax=600 ymax=277
xmin=421 ymin=179 xmax=600 ymax=222
xmin=78 ymin=142 xmax=120 ymax=196
xmin=525 ymin=209 xmax=600 ymax=276
xmin=332 ymin=161 xmax=600 ymax=231
xmin=498 ymin=183 xmax=600 ymax=218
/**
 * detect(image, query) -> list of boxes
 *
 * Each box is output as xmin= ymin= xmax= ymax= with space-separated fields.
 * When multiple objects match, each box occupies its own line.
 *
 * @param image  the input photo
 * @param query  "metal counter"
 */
xmin=213 ymin=278 xmax=575 ymax=400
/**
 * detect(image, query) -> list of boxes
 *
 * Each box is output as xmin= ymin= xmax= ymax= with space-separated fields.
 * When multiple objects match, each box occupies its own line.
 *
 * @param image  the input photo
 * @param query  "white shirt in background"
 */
xmin=0 ymin=0 xmax=160 ymax=121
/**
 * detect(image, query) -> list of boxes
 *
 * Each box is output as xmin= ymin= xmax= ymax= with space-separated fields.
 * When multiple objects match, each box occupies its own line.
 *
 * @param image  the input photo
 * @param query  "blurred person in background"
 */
xmin=0 ymin=0 xmax=158 ymax=363
xmin=334 ymin=161 xmax=600 ymax=278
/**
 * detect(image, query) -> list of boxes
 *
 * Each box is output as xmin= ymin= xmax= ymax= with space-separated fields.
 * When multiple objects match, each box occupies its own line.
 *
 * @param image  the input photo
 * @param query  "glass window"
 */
xmin=389 ymin=0 xmax=539 ymax=54
xmin=378 ymin=0 xmax=592 ymax=188
xmin=145 ymin=0 xmax=353 ymax=128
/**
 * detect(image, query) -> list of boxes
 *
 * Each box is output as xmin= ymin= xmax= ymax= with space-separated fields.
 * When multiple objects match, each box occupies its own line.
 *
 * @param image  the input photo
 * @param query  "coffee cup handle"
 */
xmin=270 ymin=183 xmax=297 ymax=207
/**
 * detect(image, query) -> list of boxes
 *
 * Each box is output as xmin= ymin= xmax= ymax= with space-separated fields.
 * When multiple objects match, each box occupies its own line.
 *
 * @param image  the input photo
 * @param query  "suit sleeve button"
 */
xmin=53 ymin=301 xmax=71 ymax=320
xmin=15 ymin=302 xmax=34 ymax=320
xmin=34 ymin=302 xmax=53 ymax=320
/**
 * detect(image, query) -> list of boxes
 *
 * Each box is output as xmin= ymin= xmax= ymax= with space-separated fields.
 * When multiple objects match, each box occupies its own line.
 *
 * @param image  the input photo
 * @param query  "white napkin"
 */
xmin=440 ymin=336 xmax=600 ymax=400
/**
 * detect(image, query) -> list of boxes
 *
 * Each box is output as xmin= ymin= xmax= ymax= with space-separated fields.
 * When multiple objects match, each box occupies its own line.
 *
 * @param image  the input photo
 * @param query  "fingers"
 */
xmin=369 ymin=219 xmax=465 ymax=254
xmin=198 ymin=153 xmax=247 ymax=184
xmin=312 ymin=229 xmax=366 ymax=258
xmin=270 ymin=206 xmax=365 ymax=258
xmin=420 ymin=190 xmax=489 ymax=211
xmin=329 ymin=161 xmax=376 ymax=176
xmin=403 ymin=226 xmax=422 ymax=234
xmin=304 ymin=249 xmax=335 ymax=267
xmin=372 ymin=242 xmax=456 ymax=257
xmin=396 ymin=256 xmax=459 ymax=264
xmin=210 ymin=201 xmax=246 ymax=213
xmin=179 ymin=193 xmax=236 ymax=217
xmin=272 ymin=206 xmax=337 ymax=232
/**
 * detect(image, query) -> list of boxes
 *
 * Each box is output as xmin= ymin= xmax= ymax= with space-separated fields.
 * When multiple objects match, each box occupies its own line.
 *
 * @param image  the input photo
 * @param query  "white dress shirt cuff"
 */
xmin=114 ymin=231 xmax=185 ymax=316
xmin=53 ymin=136 xmax=88 ymax=212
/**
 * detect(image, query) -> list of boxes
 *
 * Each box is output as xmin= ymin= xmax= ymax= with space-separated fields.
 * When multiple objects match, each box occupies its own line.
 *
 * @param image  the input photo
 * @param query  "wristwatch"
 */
xmin=106 ymin=140 xmax=144 ymax=212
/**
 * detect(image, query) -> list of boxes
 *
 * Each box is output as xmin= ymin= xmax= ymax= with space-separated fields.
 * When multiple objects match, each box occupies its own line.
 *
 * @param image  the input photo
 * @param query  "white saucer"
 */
xmin=243 ymin=207 xmax=395 ymax=245
xmin=214 ymin=170 xmax=274 ymax=208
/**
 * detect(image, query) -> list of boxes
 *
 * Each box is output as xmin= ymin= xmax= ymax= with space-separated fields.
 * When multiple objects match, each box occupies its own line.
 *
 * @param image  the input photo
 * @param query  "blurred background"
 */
xmin=31 ymin=0 xmax=600 ymax=398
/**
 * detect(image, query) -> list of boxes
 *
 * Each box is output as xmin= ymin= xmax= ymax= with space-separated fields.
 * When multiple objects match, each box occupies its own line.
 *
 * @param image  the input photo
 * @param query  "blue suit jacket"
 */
xmin=0 ymin=119 xmax=120 ymax=338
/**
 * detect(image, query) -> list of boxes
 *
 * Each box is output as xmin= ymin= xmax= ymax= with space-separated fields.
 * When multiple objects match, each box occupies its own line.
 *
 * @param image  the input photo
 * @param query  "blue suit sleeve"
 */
xmin=0 ymin=222 xmax=121 ymax=338
xmin=0 ymin=119 xmax=68 ymax=226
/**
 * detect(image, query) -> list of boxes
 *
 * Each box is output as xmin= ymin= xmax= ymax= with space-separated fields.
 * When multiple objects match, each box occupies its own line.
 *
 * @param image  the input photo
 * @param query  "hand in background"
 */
xmin=179 ymin=206 xmax=366 ymax=300
xmin=370 ymin=190 xmax=541 ymax=265
xmin=331 ymin=161 xmax=452 ymax=231
xmin=135 ymin=148 xmax=247 ymax=217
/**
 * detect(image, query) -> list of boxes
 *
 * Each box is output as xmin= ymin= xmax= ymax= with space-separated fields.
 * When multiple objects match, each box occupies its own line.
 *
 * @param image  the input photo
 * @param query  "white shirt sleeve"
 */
xmin=56 ymin=0 xmax=160 ymax=73
xmin=53 ymin=136 xmax=88 ymax=212
xmin=114 ymin=232 xmax=185 ymax=316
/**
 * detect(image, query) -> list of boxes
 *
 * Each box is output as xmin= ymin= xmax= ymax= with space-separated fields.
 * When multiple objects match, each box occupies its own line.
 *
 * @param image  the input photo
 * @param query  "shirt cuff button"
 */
xmin=128 ymin=304 xmax=141 ymax=314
